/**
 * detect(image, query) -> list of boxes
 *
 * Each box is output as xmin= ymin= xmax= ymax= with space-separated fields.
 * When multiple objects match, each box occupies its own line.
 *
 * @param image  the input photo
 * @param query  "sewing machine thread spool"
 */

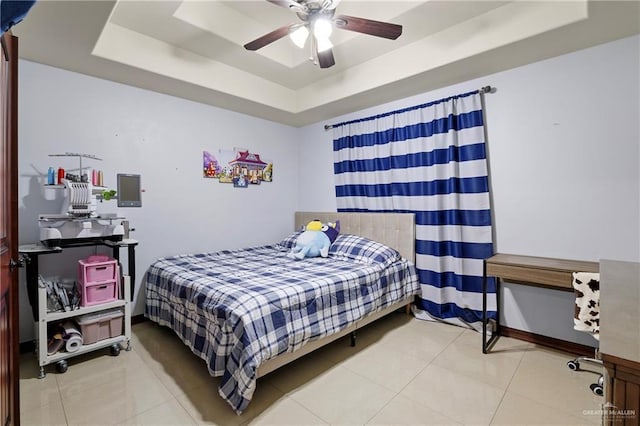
xmin=47 ymin=167 xmax=55 ymax=185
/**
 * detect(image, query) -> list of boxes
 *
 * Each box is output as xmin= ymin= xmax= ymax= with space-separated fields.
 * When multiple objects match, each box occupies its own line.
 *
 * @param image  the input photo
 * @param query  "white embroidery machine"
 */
xmin=39 ymin=153 xmax=124 ymax=247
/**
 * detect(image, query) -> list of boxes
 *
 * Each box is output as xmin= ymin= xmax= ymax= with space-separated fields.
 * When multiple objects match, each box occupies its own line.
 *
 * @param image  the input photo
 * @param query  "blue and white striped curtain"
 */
xmin=332 ymin=91 xmax=496 ymax=326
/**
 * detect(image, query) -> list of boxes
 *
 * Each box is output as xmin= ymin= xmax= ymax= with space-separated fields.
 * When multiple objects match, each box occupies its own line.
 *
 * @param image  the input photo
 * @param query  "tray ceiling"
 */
xmin=13 ymin=1 xmax=640 ymax=126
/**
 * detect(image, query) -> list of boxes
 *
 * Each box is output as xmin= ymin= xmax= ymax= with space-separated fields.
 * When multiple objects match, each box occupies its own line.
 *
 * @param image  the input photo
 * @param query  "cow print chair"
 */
xmin=566 ymin=272 xmax=603 ymax=396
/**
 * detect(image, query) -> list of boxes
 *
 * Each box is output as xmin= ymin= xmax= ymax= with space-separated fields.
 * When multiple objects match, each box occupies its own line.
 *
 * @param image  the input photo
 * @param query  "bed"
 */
xmin=144 ymin=211 xmax=419 ymax=414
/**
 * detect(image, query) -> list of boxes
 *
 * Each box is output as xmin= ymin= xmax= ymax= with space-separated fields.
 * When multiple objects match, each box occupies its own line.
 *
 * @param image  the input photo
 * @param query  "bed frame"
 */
xmin=256 ymin=211 xmax=416 ymax=377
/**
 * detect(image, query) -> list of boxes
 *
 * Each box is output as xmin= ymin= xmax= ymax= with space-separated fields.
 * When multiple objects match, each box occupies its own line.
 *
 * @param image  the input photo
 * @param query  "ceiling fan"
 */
xmin=243 ymin=0 xmax=403 ymax=69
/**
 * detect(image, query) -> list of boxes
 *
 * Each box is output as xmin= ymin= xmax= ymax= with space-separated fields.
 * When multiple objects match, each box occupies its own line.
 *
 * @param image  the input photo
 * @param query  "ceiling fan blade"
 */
xmin=244 ymin=25 xmax=292 ymax=51
xmin=317 ymin=47 xmax=335 ymax=69
xmin=334 ymin=15 xmax=402 ymax=40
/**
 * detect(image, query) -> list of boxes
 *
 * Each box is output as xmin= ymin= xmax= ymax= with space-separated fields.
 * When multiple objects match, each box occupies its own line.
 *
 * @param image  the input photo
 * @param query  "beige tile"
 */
xmin=263 ymin=347 xmax=342 ymax=396
xmin=130 ymin=320 xmax=157 ymax=334
xmin=507 ymin=347 xmax=602 ymax=423
xmin=455 ymin=329 xmax=534 ymax=358
xmin=62 ymin=367 xmax=174 ymax=425
xmin=139 ymin=342 xmax=219 ymax=396
xmin=491 ymin=391 xmax=601 ymax=425
xmin=56 ymin=348 xmax=153 ymax=399
xmin=19 ymin=354 xmax=62 ymax=412
xmin=242 ymin=396 xmax=327 ymax=425
xmin=431 ymin=337 xmax=522 ymax=390
xmin=400 ymin=364 xmax=504 ymax=425
xmin=348 ymin=312 xmax=417 ymax=345
xmin=332 ymin=342 xmax=430 ymax=392
xmin=175 ymin=379 xmax=286 ymax=426
xmin=19 ymin=397 xmax=67 ymax=426
xmin=19 ymin=318 xmax=606 ymax=426
xmin=118 ymin=397 xmax=197 ymax=425
xmin=371 ymin=318 xmax=465 ymax=362
xmin=288 ymin=365 xmax=396 ymax=425
xmin=134 ymin=332 xmax=218 ymax=398
xmin=130 ymin=322 xmax=184 ymax=356
xmin=367 ymin=394 xmax=461 ymax=425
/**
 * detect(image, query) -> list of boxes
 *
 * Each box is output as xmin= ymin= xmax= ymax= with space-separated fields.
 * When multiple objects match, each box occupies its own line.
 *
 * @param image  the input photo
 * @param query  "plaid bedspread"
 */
xmin=144 ymin=244 xmax=419 ymax=414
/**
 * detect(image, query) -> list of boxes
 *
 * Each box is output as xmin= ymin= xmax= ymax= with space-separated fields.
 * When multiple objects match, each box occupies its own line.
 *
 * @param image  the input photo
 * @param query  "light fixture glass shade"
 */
xmin=313 ymin=18 xmax=333 ymax=39
xmin=316 ymin=36 xmax=333 ymax=52
xmin=289 ymin=26 xmax=309 ymax=48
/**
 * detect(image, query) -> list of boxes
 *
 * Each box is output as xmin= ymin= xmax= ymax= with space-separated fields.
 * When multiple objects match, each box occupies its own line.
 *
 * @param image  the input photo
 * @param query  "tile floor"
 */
xmin=20 ymin=313 xmax=605 ymax=425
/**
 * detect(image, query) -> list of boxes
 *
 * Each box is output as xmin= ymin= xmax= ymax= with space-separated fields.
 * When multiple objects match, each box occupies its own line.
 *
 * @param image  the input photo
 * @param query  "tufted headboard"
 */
xmin=294 ymin=211 xmax=415 ymax=263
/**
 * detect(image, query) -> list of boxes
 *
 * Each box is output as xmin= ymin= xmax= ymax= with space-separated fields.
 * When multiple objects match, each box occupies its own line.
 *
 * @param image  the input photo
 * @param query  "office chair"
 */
xmin=566 ymin=272 xmax=603 ymax=396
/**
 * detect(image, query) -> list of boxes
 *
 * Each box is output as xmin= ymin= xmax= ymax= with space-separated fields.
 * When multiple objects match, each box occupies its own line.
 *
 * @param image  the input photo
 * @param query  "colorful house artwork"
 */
xmin=203 ymin=149 xmax=273 ymax=186
xmin=228 ymin=150 xmax=269 ymax=184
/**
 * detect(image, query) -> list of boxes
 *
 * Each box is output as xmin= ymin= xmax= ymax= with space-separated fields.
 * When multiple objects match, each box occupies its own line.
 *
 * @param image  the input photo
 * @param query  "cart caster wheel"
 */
xmin=56 ymin=360 xmax=68 ymax=374
xmin=590 ymin=383 xmax=604 ymax=396
xmin=110 ymin=344 xmax=121 ymax=356
xmin=567 ymin=360 xmax=579 ymax=371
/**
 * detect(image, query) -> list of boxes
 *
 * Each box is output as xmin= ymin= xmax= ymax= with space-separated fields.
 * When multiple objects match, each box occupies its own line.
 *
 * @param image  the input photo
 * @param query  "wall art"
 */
xmin=203 ymin=149 xmax=273 ymax=187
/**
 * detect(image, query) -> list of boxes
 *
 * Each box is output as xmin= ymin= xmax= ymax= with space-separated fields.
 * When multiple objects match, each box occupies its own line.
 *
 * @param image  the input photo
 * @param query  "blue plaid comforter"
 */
xmin=144 ymin=242 xmax=418 ymax=414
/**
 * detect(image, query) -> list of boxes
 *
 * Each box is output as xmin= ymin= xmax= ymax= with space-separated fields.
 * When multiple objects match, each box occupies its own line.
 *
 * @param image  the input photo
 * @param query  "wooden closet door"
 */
xmin=0 ymin=31 xmax=19 ymax=426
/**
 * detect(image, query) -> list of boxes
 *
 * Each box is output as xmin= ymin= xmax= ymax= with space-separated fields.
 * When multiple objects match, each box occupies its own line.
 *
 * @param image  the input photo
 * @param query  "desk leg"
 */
xmin=482 ymin=261 xmax=488 ymax=353
xmin=111 ymin=244 xmax=136 ymax=302
xmin=111 ymin=246 xmax=120 ymax=264
xmin=482 ymin=261 xmax=500 ymax=353
xmin=128 ymin=245 xmax=135 ymax=302
xmin=24 ymin=253 xmax=40 ymax=321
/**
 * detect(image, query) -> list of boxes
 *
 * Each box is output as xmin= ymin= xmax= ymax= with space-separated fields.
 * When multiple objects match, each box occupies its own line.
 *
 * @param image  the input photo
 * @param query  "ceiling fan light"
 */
xmin=316 ymin=36 xmax=333 ymax=53
xmin=289 ymin=26 xmax=309 ymax=48
xmin=313 ymin=18 xmax=333 ymax=39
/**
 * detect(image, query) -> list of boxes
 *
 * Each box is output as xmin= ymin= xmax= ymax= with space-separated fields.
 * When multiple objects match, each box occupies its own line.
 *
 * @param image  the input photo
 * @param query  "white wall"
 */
xmin=18 ymin=61 xmax=300 ymax=341
xmin=297 ymin=35 xmax=640 ymax=346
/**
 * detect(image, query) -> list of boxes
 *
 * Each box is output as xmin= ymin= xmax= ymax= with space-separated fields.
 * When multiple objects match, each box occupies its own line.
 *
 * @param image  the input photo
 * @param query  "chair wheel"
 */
xmin=56 ymin=360 xmax=68 ymax=374
xmin=590 ymin=383 xmax=604 ymax=396
xmin=110 ymin=344 xmax=121 ymax=356
xmin=567 ymin=360 xmax=579 ymax=371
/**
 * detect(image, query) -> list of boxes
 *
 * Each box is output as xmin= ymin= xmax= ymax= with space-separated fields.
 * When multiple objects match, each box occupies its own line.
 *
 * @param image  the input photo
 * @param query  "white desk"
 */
xmin=599 ymin=260 xmax=640 ymax=425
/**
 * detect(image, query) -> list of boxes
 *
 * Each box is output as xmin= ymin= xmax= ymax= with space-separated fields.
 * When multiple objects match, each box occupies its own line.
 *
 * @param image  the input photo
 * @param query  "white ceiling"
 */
xmin=13 ymin=0 xmax=640 ymax=127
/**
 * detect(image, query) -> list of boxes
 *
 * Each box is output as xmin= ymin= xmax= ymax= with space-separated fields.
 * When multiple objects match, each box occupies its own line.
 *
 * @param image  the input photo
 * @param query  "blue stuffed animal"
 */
xmin=288 ymin=220 xmax=340 ymax=260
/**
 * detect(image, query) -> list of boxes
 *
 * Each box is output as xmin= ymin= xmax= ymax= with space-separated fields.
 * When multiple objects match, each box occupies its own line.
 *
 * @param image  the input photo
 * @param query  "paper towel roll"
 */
xmin=60 ymin=320 xmax=83 ymax=352
xmin=65 ymin=334 xmax=82 ymax=353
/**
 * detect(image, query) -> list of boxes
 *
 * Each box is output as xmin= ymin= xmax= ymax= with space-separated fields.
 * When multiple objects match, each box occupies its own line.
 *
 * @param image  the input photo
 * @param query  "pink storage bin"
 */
xmin=82 ymin=280 xmax=118 ymax=307
xmin=78 ymin=255 xmax=118 ymax=284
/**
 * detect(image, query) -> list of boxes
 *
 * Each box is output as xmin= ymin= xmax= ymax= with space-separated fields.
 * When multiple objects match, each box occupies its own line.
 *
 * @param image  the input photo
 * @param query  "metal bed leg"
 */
xmin=350 ymin=331 xmax=356 ymax=347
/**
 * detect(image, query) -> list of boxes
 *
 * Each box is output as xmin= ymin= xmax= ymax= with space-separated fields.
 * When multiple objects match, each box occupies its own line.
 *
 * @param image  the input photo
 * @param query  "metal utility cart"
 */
xmin=19 ymin=238 xmax=137 ymax=378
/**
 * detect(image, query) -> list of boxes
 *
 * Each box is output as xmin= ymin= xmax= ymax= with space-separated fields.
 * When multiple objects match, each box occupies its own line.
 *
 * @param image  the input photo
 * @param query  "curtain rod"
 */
xmin=324 ymin=85 xmax=494 ymax=131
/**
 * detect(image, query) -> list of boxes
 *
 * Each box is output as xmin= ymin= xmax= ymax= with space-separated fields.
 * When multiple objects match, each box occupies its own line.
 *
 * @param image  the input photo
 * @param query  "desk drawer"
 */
xmin=486 ymin=263 xmax=573 ymax=291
